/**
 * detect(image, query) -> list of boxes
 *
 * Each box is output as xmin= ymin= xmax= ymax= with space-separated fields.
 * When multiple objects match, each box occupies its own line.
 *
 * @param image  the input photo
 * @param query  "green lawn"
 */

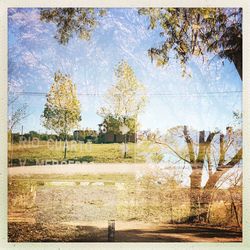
xmin=8 ymin=141 xmax=162 ymax=166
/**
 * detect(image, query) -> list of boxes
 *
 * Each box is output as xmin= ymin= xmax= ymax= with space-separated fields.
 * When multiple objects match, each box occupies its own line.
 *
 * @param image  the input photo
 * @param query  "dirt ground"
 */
xmin=8 ymin=165 xmax=242 ymax=242
xmin=8 ymin=221 xmax=242 ymax=242
xmin=8 ymin=163 xmax=150 ymax=176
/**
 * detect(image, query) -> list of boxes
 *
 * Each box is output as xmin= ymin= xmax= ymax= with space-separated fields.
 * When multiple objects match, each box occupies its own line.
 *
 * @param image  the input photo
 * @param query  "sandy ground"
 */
xmin=8 ymin=163 xmax=151 ymax=176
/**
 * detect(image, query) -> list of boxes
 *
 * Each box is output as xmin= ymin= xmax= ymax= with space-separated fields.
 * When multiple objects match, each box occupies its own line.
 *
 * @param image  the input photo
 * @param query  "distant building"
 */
xmin=98 ymin=122 xmax=137 ymax=143
xmin=73 ymin=129 xmax=98 ymax=143
xmin=98 ymin=131 xmax=137 ymax=143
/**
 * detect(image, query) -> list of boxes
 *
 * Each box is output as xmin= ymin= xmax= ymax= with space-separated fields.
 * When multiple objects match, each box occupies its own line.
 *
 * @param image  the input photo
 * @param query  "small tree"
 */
xmin=41 ymin=71 xmax=81 ymax=158
xmin=8 ymin=98 xmax=28 ymax=148
xmin=98 ymin=60 xmax=148 ymax=157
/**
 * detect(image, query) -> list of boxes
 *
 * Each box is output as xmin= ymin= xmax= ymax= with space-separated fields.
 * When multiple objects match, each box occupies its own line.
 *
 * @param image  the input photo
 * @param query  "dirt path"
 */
xmin=8 ymin=163 xmax=152 ymax=176
xmin=8 ymin=221 xmax=242 ymax=242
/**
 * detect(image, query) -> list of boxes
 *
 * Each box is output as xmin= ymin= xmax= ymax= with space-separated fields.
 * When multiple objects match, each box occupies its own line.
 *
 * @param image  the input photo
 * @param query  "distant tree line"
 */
xmin=9 ymin=129 xmax=98 ymax=144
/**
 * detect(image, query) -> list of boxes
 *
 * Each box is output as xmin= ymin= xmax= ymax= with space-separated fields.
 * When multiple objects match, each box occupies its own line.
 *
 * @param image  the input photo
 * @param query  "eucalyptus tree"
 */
xmin=40 ymin=8 xmax=106 ymax=44
xmin=139 ymin=8 xmax=242 ymax=78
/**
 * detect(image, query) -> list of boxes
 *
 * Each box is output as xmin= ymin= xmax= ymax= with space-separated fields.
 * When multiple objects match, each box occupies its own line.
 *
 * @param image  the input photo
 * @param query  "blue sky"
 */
xmin=8 ymin=8 xmax=242 ymax=134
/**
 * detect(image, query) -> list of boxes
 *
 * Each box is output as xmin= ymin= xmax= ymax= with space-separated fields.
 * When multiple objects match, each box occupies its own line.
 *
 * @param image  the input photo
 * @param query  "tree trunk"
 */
xmin=189 ymin=165 xmax=203 ymax=221
xmin=64 ymin=134 xmax=67 ymax=159
xmin=200 ymin=148 xmax=242 ymax=220
xmin=233 ymin=55 xmax=242 ymax=80
xmin=124 ymin=134 xmax=127 ymax=158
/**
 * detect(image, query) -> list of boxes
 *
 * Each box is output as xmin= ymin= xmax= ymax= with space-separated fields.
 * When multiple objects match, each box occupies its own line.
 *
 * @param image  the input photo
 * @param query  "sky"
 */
xmin=8 ymin=8 xmax=242 ymax=134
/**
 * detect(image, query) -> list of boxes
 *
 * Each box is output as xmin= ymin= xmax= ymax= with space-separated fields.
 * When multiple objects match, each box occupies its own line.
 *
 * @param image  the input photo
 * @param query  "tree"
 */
xmin=138 ymin=8 xmax=242 ymax=78
xmin=101 ymin=115 xmax=138 ymax=135
xmin=98 ymin=60 xmax=148 ymax=157
xmin=8 ymin=100 xmax=28 ymax=132
xmin=40 ymin=8 xmax=242 ymax=79
xmin=155 ymin=125 xmax=242 ymax=221
xmin=41 ymin=71 xmax=81 ymax=158
xmin=40 ymin=8 xmax=106 ymax=45
xmin=73 ymin=129 xmax=98 ymax=143
xmin=8 ymin=93 xmax=29 ymax=144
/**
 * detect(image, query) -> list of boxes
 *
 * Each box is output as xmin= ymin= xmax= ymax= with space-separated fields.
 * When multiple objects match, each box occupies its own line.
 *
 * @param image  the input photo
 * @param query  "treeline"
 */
xmin=8 ymin=129 xmax=98 ymax=144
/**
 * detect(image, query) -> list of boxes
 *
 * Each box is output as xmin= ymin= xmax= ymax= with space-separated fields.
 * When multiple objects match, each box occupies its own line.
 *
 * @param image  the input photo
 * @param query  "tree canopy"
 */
xmin=138 ymin=8 xmax=242 ymax=78
xmin=40 ymin=8 xmax=242 ymax=78
xmin=40 ymin=8 xmax=106 ymax=44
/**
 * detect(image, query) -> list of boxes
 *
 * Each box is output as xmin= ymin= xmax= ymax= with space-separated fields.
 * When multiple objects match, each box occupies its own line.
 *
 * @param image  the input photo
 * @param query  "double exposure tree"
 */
xmin=158 ymin=125 xmax=242 ymax=221
xmin=41 ymin=71 xmax=81 ymax=158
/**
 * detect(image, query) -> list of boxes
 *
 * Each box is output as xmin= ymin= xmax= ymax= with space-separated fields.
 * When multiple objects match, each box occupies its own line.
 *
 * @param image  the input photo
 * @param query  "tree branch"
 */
xmin=183 ymin=125 xmax=195 ymax=163
xmin=155 ymin=140 xmax=191 ymax=164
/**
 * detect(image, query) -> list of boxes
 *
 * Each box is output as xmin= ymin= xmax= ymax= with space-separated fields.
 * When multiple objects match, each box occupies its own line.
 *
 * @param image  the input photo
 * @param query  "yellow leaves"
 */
xmin=101 ymin=61 xmax=148 ymax=120
xmin=193 ymin=47 xmax=201 ymax=56
xmin=192 ymin=24 xmax=200 ymax=31
xmin=156 ymin=59 xmax=166 ymax=67
xmin=180 ymin=42 xmax=188 ymax=54
xmin=42 ymin=71 xmax=81 ymax=134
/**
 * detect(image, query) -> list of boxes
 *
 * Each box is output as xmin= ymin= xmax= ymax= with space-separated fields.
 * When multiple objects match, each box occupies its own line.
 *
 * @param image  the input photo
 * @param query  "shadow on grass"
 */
xmin=8 ymin=156 xmax=95 ymax=167
xmin=68 ymin=156 xmax=95 ymax=163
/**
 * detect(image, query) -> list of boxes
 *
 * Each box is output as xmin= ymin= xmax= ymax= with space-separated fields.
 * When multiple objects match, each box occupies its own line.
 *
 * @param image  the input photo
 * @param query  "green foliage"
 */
xmin=41 ymin=71 xmax=81 ymax=137
xmin=40 ymin=8 xmax=106 ymax=44
xmin=102 ymin=115 xmax=138 ymax=134
xmin=139 ymin=8 xmax=242 ymax=78
xmin=28 ymin=131 xmax=39 ymax=139
xmin=73 ymin=129 xmax=98 ymax=142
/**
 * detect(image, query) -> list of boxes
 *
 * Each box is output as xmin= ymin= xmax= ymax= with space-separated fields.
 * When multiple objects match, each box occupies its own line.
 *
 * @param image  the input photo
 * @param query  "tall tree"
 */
xmin=40 ymin=8 xmax=106 ymax=45
xmin=98 ymin=60 xmax=148 ymax=157
xmin=41 ymin=71 xmax=81 ymax=158
xmin=138 ymin=8 xmax=242 ymax=78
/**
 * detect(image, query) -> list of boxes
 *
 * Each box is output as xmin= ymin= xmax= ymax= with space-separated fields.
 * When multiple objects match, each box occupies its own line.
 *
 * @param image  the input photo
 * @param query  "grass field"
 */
xmin=8 ymin=141 xmax=163 ymax=166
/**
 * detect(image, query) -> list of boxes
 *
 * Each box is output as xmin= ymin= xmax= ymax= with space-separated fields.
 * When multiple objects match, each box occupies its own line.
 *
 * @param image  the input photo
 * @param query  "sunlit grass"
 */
xmin=8 ymin=141 xmax=156 ymax=165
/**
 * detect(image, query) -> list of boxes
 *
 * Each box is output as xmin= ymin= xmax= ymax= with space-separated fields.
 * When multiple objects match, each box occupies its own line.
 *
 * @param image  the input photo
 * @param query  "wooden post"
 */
xmin=108 ymin=220 xmax=115 ymax=242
